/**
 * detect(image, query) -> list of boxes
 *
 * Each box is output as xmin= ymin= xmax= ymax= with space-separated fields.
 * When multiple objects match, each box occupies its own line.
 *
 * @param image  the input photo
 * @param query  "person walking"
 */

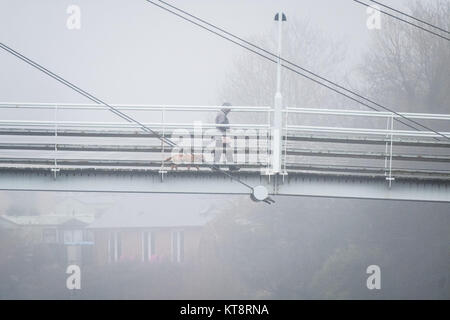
xmin=214 ymin=102 xmax=239 ymax=171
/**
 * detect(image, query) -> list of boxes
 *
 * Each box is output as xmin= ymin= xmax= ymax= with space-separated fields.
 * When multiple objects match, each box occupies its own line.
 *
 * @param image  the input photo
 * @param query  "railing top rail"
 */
xmin=285 ymin=107 xmax=450 ymax=120
xmin=0 ymin=120 xmax=448 ymax=139
xmin=0 ymin=102 xmax=271 ymax=112
xmin=0 ymin=120 xmax=269 ymax=129
xmin=2 ymin=102 xmax=449 ymax=120
xmin=287 ymin=125 xmax=450 ymax=139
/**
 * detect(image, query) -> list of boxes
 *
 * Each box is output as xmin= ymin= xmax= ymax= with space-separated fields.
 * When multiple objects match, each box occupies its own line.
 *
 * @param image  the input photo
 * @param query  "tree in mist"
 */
xmin=204 ymin=196 xmax=450 ymax=299
xmin=204 ymin=197 xmax=372 ymax=298
xmin=309 ymin=244 xmax=386 ymax=299
xmin=218 ymin=18 xmax=348 ymax=123
xmin=209 ymin=8 xmax=450 ymax=299
xmin=359 ymin=0 xmax=450 ymax=114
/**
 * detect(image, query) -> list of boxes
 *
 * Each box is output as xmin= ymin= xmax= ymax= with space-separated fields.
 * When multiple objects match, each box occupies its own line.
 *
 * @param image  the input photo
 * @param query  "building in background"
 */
xmin=0 ymin=213 xmax=95 ymax=266
xmin=88 ymin=203 xmax=216 ymax=265
xmin=0 ymin=195 xmax=219 ymax=266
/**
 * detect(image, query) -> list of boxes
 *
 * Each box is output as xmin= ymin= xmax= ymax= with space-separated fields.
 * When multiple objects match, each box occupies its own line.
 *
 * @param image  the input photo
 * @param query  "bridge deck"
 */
xmin=0 ymin=103 xmax=449 ymax=202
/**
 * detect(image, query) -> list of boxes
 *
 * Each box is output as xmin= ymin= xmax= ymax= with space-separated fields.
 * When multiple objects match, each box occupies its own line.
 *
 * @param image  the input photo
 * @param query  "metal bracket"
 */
xmin=250 ymin=185 xmax=275 ymax=204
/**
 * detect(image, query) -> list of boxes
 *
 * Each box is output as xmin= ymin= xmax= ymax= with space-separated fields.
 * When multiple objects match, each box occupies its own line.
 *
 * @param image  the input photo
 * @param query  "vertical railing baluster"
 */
xmin=159 ymin=105 xmax=167 ymax=179
xmin=386 ymin=113 xmax=395 ymax=188
xmin=282 ymin=107 xmax=289 ymax=180
xmin=51 ymin=104 xmax=60 ymax=179
xmin=384 ymin=114 xmax=389 ymax=174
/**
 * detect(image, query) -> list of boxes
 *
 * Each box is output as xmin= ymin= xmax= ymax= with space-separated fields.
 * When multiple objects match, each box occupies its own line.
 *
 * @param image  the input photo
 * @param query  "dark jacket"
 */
xmin=215 ymin=108 xmax=231 ymax=133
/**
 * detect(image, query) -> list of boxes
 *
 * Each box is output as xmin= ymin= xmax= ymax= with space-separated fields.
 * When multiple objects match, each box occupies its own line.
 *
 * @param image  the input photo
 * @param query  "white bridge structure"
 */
xmin=0 ymin=102 xmax=449 ymax=203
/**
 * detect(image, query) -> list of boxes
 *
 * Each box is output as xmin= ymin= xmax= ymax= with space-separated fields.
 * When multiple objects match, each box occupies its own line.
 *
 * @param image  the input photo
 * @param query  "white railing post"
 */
xmin=386 ymin=113 xmax=395 ymax=188
xmin=159 ymin=105 xmax=167 ymax=178
xmin=282 ymin=107 xmax=289 ymax=180
xmin=384 ymin=114 xmax=390 ymax=172
xmin=51 ymin=104 xmax=60 ymax=179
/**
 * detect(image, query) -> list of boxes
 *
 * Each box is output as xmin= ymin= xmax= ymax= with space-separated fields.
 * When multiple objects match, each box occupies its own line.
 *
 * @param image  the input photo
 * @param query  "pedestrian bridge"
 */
xmin=0 ymin=103 xmax=449 ymax=202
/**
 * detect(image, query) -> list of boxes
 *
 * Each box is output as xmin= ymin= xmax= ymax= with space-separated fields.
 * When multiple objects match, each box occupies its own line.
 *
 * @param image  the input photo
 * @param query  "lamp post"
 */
xmin=272 ymin=12 xmax=287 ymax=174
xmin=250 ymin=12 xmax=286 ymax=204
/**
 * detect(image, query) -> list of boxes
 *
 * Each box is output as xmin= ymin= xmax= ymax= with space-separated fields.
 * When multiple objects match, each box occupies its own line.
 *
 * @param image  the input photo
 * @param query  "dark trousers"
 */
xmin=214 ymin=134 xmax=234 ymax=164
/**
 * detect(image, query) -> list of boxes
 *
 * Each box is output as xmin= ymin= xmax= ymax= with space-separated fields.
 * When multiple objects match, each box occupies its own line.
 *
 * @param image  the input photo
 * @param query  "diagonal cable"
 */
xmin=155 ymin=0 xmax=424 ymax=134
xmin=369 ymin=0 xmax=450 ymax=34
xmin=0 ymin=42 xmax=255 ymax=191
xmin=353 ymin=0 xmax=450 ymax=41
xmin=145 ymin=0 xmax=449 ymax=141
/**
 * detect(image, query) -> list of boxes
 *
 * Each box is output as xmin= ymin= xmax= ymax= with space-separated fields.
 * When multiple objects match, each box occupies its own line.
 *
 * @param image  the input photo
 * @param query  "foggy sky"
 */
xmin=0 ymin=0 xmax=442 ymax=205
xmin=0 ymin=0 xmax=422 ymax=105
xmin=0 ymin=1 xmax=448 ymax=300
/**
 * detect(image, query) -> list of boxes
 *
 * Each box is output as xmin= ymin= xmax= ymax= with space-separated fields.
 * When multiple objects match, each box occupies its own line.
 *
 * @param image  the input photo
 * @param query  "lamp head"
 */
xmin=274 ymin=13 xmax=287 ymax=21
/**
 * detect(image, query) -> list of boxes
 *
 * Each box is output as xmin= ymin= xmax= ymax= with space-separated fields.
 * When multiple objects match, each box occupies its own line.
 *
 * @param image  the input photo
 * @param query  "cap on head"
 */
xmin=221 ymin=102 xmax=232 ymax=114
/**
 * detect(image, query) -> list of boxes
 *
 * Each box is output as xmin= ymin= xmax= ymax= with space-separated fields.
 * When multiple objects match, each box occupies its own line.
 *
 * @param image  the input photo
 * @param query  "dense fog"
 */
xmin=0 ymin=0 xmax=448 ymax=299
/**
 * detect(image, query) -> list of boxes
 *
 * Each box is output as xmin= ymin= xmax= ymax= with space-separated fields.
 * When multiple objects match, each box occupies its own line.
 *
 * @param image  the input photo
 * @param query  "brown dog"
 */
xmin=164 ymin=153 xmax=204 ymax=171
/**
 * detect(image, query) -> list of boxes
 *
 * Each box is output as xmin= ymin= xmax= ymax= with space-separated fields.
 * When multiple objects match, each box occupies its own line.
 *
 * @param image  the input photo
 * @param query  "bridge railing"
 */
xmin=282 ymin=107 xmax=450 ymax=183
xmin=0 ymin=103 xmax=449 ymax=182
xmin=0 ymin=102 xmax=275 ymax=174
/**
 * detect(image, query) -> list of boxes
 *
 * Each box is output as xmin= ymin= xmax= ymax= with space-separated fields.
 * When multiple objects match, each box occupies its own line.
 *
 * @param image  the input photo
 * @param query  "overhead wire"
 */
xmin=144 ymin=0 xmax=449 ymax=141
xmin=368 ymin=0 xmax=450 ymax=35
xmin=353 ymin=0 xmax=450 ymax=41
xmin=0 ymin=42 xmax=257 ymax=192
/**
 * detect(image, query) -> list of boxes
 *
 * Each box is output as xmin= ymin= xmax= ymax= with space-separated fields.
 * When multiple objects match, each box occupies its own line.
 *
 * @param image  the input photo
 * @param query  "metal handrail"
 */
xmin=1 ymin=103 xmax=448 ymax=183
xmin=1 ymin=121 xmax=447 ymax=138
xmin=285 ymin=107 xmax=450 ymax=120
xmin=287 ymin=125 xmax=450 ymax=138
xmin=2 ymin=103 xmax=450 ymax=121
xmin=0 ymin=102 xmax=271 ymax=112
xmin=0 ymin=120 xmax=270 ymax=130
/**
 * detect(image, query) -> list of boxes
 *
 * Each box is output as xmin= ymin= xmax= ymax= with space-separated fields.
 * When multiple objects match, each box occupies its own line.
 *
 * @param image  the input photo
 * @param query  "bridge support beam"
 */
xmin=0 ymin=170 xmax=448 ymax=203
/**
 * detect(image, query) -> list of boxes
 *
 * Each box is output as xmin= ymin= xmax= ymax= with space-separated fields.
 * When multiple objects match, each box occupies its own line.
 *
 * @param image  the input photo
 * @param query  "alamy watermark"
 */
xmin=165 ymin=123 xmax=271 ymax=171
xmin=66 ymin=264 xmax=81 ymax=290
xmin=366 ymin=265 xmax=381 ymax=290
xmin=66 ymin=5 xmax=81 ymax=30
xmin=366 ymin=5 xmax=382 ymax=30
